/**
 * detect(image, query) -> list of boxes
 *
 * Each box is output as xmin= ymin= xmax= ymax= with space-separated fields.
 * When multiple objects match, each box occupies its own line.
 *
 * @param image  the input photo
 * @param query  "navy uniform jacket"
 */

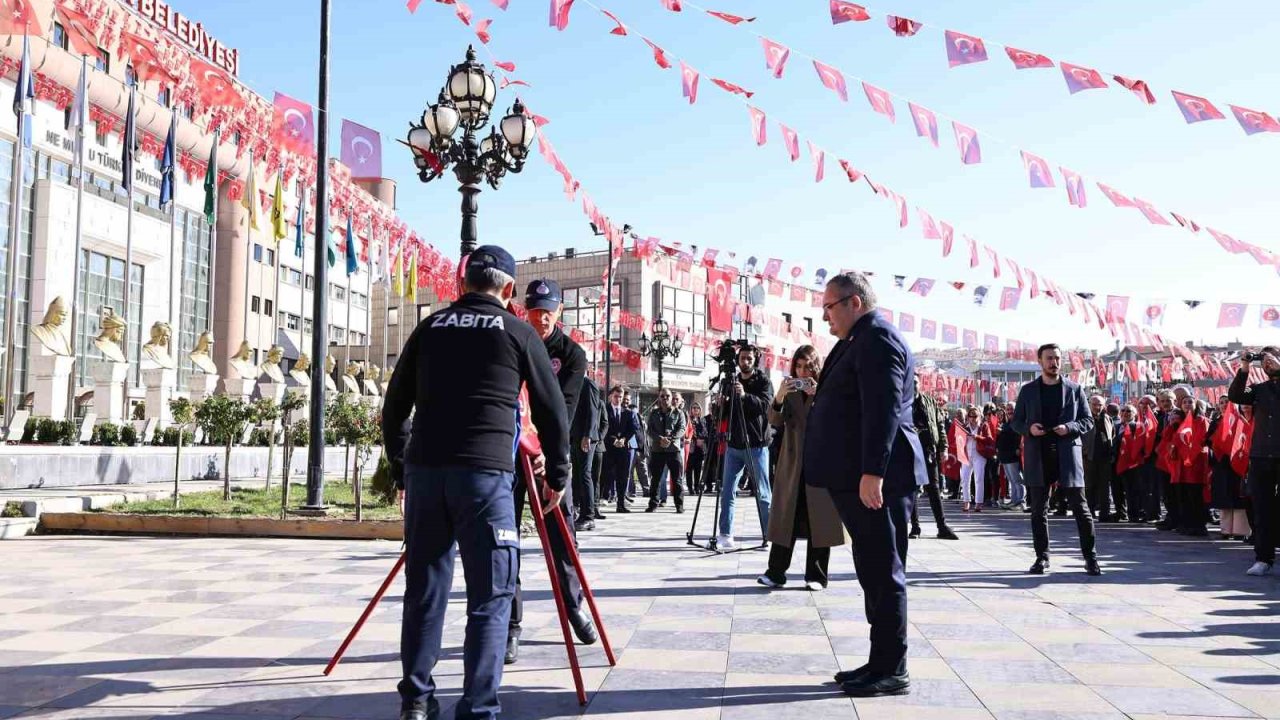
xmin=604 ymin=403 xmax=639 ymax=449
xmin=1010 ymin=377 xmax=1092 ymax=488
xmin=803 ymin=310 xmax=927 ymax=497
xmin=572 ymin=376 xmax=606 ymax=444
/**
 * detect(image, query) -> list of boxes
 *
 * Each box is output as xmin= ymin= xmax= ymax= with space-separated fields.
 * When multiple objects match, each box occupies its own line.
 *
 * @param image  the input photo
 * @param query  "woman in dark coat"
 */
xmin=688 ymin=403 xmax=709 ymax=494
xmin=1209 ymin=400 xmax=1252 ymax=539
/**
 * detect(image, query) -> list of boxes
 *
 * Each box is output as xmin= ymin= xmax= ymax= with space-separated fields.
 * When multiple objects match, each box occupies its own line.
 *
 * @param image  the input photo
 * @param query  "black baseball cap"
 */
xmin=524 ymin=279 xmax=563 ymax=311
xmin=466 ymin=244 xmax=517 ymax=277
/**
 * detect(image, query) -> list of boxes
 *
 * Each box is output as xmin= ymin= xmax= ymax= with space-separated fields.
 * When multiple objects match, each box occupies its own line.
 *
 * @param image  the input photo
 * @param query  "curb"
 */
xmin=38 ymin=512 xmax=403 ymax=541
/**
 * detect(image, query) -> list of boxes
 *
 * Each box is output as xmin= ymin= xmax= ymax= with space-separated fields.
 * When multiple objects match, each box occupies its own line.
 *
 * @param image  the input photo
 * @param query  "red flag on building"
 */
xmin=814 ymin=60 xmax=849 ymax=101
xmin=944 ymin=30 xmax=988 ymax=67
xmin=761 ymin=37 xmax=790 ymax=78
xmin=272 ymin=92 xmax=316 ymax=155
xmin=1171 ymin=91 xmax=1224 ymax=123
xmin=953 ymin=122 xmax=981 ymax=164
xmin=1005 ymin=46 xmax=1053 ymax=69
xmin=0 ymin=0 xmax=43 ymax=35
xmin=762 ymin=258 xmax=783 ymax=279
xmin=1060 ymin=62 xmax=1107 ymax=93
xmin=862 ymin=82 xmax=896 ymax=122
xmin=830 ymin=1 xmax=870 ymax=23
xmin=53 ymin=2 xmax=97 ymax=56
xmin=747 ymin=106 xmax=767 ymax=145
xmin=908 ymin=102 xmax=939 ymax=146
xmin=120 ymin=31 xmax=177 ymax=84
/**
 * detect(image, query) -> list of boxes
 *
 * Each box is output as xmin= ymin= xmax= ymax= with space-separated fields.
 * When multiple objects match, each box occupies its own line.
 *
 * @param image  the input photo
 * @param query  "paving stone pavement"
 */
xmin=0 ymin=496 xmax=1277 ymax=719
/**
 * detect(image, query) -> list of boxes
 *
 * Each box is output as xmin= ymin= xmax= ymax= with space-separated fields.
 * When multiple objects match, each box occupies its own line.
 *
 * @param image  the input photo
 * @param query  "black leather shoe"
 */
xmin=615 ymin=505 xmax=632 ymax=513
xmin=400 ymin=697 xmax=439 ymax=720
xmin=937 ymin=527 xmax=959 ymax=540
xmin=645 ymin=505 xmax=657 ymax=513
xmin=841 ymin=670 xmax=910 ymax=697
xmin=593 ymin=511 xmax=607 ymax=520
xmin=504 ymin=634 xmax=519 ymax=665
xmin=1085 ymin=559 xmax=1103 ymax=576
xmin=575 ymin=519 xmax=595 ymax=532
xmin=1053 ymin=509 xmax=1068 ymax=517
xmin=908 ymin=526 xmax=921 ymax=539
xmin=675 ymin=505 xmax=684 ymax=514
xmin=833 ymin=664 xmax=870 ymax=684
xmin=1030 ymin=558 xmax=1049 ymax=575
xmin=569 ymin=608 xmax=598 ymax=645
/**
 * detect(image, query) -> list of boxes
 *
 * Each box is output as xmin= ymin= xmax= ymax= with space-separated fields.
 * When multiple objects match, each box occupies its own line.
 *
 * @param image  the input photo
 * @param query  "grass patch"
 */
xmin=95 ymin=480 xmax=399 ymax=522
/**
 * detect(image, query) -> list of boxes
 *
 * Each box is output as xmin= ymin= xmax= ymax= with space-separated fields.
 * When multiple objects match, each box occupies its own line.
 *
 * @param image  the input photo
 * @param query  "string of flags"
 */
xmin=822 ymin=1 xmax=1280 ymax=136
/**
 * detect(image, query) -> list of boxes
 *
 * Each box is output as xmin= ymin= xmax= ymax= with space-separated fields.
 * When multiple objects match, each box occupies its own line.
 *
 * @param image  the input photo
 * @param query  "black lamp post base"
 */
xmin=293 ymin=505 xmax=330 ymax=517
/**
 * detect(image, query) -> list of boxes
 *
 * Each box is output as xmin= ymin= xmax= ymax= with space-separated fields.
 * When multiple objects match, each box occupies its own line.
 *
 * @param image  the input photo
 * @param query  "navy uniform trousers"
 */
xmin=400 ymin=465 xmax=518 ymax=720
xmin=829 ymin=487 xmax=914 ymax=676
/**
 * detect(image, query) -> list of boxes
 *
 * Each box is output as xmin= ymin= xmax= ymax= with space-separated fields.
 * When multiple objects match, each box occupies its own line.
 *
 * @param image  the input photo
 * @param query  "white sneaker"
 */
xmin=805 ymin=581 xmax=825 ymax=592
xmin=1246 ymin=561 xmax=1273 ymax=576
xmin=717 ymin=535 xmax=736 ymax=550
xmin=756 ymin=575 xmax=783 ymax=588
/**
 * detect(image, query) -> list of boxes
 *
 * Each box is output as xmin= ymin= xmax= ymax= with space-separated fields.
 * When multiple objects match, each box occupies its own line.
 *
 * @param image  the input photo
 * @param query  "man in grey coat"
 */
xmin=1011 ymin=344 xmax=1102 ymax=576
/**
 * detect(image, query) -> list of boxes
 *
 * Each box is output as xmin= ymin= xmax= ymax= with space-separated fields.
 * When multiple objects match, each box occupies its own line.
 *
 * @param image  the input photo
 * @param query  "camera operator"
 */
xmin=382 ymin=246 xmax=569 ymax=720
xmin=715 ymin=344 xmax=775 ymax=550
xmin=1230 ymin=346 xmax=1280 ymax=576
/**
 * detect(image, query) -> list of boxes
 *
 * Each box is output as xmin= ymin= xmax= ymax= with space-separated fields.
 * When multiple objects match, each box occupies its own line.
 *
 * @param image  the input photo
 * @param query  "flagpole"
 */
xmin=379 ymin=232 xmax=388 ymax=370
xmin=65 ymin=56 xmax=88 ymax=422
xmin=122 ymin=81 xmax=137 ymax=414
xmin=365 ymin=262 xmax=372 ymax=369
xmin=242 ymin=160 xmax=254 ymax=360
xmin=2 ymin=34 xmax=29 ymax=430
xmin=305 ymin=0 xmax=332 ymax=511
xmin=166 ymin=111 xmax=178 ymax=354
xmin=207 ymin=129 xmax=220 ymax=344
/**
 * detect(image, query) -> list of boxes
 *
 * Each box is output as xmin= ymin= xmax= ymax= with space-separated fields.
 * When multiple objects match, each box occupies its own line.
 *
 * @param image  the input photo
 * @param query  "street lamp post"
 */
xmin=639 ymin=315 xmax=682 ymax=393
xmin=590 ymin=222 xmax=630 ymax=396
xmin=404 ymin=46 xmax=537 ymax=260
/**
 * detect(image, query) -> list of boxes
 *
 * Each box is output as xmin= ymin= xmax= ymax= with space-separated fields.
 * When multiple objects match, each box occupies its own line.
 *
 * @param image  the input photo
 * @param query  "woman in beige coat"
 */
xmin=758 ymin=345 xmax=847 ymax=590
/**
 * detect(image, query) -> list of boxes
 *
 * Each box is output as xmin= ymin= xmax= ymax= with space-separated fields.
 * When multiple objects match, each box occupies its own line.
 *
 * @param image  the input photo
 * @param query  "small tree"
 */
xmin=195 ymin=394 xmax=255 ymax=501
xmin=278 ymin=390 xmax=307 ymax=519
xmin=252 ymin=397 xmax=283 ymax=491
xmin=330 ymin=396 xmax=381 ymax=521
xmin=168 ymin=397 xmax=198 ymax=509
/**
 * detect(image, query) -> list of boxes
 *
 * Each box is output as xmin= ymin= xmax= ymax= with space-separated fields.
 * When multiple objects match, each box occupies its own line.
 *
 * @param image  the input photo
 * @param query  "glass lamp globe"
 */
xmin=499 ymin=102 xmax=537 ymax=160
xmin=422 ymin=99 xmax=459 ymax=140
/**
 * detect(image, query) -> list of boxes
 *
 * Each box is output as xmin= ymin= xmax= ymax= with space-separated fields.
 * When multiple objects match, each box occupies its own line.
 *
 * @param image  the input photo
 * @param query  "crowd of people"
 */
xmin=381 ymin=244 xmax=1279 ymax=718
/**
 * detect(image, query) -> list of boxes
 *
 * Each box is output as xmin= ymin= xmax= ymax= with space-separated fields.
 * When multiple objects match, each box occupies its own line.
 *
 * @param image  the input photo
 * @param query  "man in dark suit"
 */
xmin=572 ymin=375 xmax=607 ymax=531
xmin=804 ymin=272 xmax=926 ymax=698
xmin=603 ymin=385 xmax=640 ymax=513
xmin=1011 ymin=344 xmax=1102 ymax=576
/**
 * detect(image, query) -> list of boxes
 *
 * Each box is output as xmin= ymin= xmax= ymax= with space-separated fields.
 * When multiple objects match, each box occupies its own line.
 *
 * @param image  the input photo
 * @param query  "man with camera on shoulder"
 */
xmin=1230 ymin=346 xmax=1280 ymax=577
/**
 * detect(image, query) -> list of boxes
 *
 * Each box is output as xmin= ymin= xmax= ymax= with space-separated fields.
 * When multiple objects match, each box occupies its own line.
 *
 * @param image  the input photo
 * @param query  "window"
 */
xmin=330 ymin=325 xmax=346 ymax=343
xmin=264 ymin=299 xmax=273 ymax=317
xmin=252 ymin=243 xmax=263 ymax=262
xmin=157 ymin=87 xmax=171 ymax=107
xmin=180 ymin=103 xmax=193 ymax=120
xmin=331 ymin=285 xmax=347 ymax=302
xmin=656 ymin=283 xmax=707 ymax=370
xmin=251 ymin=295 xmax=260 ymax=313
xmin=286 ymin=313 xmax=300 ymax=331
xmin=53 ymin=23 xmax=67 ymax=50
xmin=303 ymin=318 xmax=314 ymax=335
xmin=560 ymin=285 xmax=621 ymax=365
xmin=387 ymin=306 xmax=399 ymax=327
xmin=280 ymin=266 xmax=303 ymax=286
xmin=353 ymin=292 xmax=368 ymax=309
xmin=304 ymin=274 xmax=314 ymax=291
xmin=804 ymin=317 xmax=813 ymax=334
xmin=94 ymin=47 xmax=108 ymax=73
xmin=124 ymin=64 xmax=136 ymax=87
xmin=265 ymin=248 xmax=275 ymax=267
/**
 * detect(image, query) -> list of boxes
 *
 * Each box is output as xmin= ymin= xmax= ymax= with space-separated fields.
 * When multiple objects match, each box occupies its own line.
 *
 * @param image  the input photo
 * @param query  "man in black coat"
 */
xmin=1230 ymin=346 xmax=1280 ymax=576
xmin=572 ymin=375 xmax=607 ymax=530
xmin=804 ymin=273 xmax=926 ymax=698
xmin=603 ymin=385 xmax=640 ymax=513
xmin=909 ymin=380 xmax=957 ymax=540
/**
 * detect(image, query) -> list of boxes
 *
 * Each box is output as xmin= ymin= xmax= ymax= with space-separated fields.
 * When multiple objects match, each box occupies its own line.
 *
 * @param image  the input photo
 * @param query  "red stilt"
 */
xmin=548 ymin=500 xmax=617 ymax=666
xmin=324 ymin=552 xmax=406 ymax=676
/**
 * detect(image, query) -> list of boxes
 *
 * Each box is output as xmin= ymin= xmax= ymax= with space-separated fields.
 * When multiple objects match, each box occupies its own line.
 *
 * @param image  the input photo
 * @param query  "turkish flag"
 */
xmin=1114 ymin=75 xmax=1156 ymax=104
xmin=763 ymin=258 xmax=783 ymax=279
xmin=945 ymin=30 xmax=988 ymax=67
xmin=761 ymin=37 xmax=790 ymax=78
xmin=1171 ymin=91 xmax=1224 ymax=124
xmin=999 ymin=287 xmax=1020 ymax=311
xmin=272 ymin=92 xmax=316 ymax=155
xmin=492 ymin=0 xmax=509 ymax=8
xmin=888 ymin=190 xmax=907 ymax=227
xmin=1143 ymin=302 xmax=1166 ymax=327
xmin=1217 ymin=303 xmax=1246 ymax=329
xmin=1105 ymin=295 xmax=1130 ymax=323
xmin=747 ymin=105 xmax=767 ymax=145
xmin=661 ymin=0 xmax=681 ymax=10
xmin=1260 ymin=305 xmax=1280 ymax=328
xmin=1207 ymin=228 xmax=1245 ymax=254
xmin=642 ymin=38 xmax=671 ymax=68
xmin=886 ymin=15 xmax=921 ymax=36
xmin=780 ymin=123 xmax=799 ymax=161
xmin=1061 ymin=167 xmax=1086 ymax=207
xmin=942 ymin=324 xmax=958 ymax=344
xmin=54 ymin=1 xmax=97 ymax=56
xmin=1229 ymin=105 xmax=1280 ymax=135
xmin=808 ymin=141 xmax=825 ymax=182
xmin=1246 ymin=244 xmax=1279 ymax=267
xmin=917 ymin=208 xmax=941 ymax=239
xmin=495 ymin=60 xmax=516 ymax=71
xmin=600 ymin=9 xmax=627 ymax=34
xmin=679 ymin=62 xmax=699 ymax=104
xmin=966 ymin=236 xmax=979 ymax=268
xmin=454 ymin=0 xmax=473 ymax=25
xmin=1060 ymin=62 xmax=1107 ymax=93
xmin=707 ymin=10 xmax=753 ymax=24
xmin=963 ymin=330 xmax=978 ymax=349
xmin=1021 ymin=151 xmax=1054 ymax=188
xmin=863 ymin=82 xmax=896 ymax=122
xmin=711 ymin=78 xmax=753 ymax=97
xmin=838 ymin=159 xmax=863 ymax=182
xmin=1026 ymin=269 xmax=1039 ymax=298
xmin=767 ymin=279 xmax=783 ymax=297
xmin=898 ymin=312 xmax=916 ymax=333
xmin=984 ymin=246 xmax=1001 ymax=278
xmin=549 ymin=0 xmax=574 ymax=30
xmin=830 ymin=0 xmax=870 ymax=23
xmin=1097 ymin=183 xmax=1135 ymax=208
xmin=953 ymin=122 xmax=981 ymax=164
xmin=1131 ymin=197 xmax=1171 ymax=225
xmin=189 ymin=58 xmax=244 ymax=111
xmin=120 ymin=31 xmax=177 ymax=85
xmin=908 ymin=278 xmax=935 ymax=296
xmin=908 ymin=102 xmax=939 ymax=146
xmin=1172 ymin=213 xmax=1200 ymax=233
xmin=0 ymin=0 xmax=42 ymax=35
xmin=940 ymin=222 xmax=954 ymax=257
xmin=1005 ymin=46 xmax=1053 ymax=69
xmin=475 ymin=17 xmax=491 ymax=42
xmin=914 ymin=319 xmax=934 ymax=340
xmin=813 ymin=60 xmax=849 ymax=101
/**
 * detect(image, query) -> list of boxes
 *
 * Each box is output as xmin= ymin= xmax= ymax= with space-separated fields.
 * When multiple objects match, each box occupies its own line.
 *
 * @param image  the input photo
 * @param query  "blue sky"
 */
xmin=183 ymin=0 xmax=1280 ymax=352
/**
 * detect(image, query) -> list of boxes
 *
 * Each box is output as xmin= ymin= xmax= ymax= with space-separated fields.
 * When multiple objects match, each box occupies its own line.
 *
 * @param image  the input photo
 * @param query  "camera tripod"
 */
xmin=685 ymin=349 xmax=768 ymax=554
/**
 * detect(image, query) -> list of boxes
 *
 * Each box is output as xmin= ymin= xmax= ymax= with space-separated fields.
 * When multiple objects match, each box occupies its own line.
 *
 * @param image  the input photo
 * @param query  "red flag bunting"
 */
xmin=813 ymin=60 xmax=849 ymax=101
xmin=1061 ymin=167 xmax=1086 ymax=207
xmin=1229 ymin=105 xmax=1280 ymax=135
xmin=830 ymin=1 xmax=870 ymax=23
xmin=1005 ymin=46 xmax=1053 ymax=69
xmin=887 ymin=15 xmax=921 ymax=36
xmin=1131 ymin=197 xmax=1171 ymax=226
xmin=908 ymin=102 xmax=939 ymax=146
xmin=780 ymin=123 xmax=799 ymax=161
xmin=660 ymin=0 xmax=681 ymax=10
xmin=475 ymin=17 xmax=492 ymax=42
xmin=495 ymin=61 xmax=516 ymax=71
xmin=706 ymin=10 xmax=753 ymax=24
xmin=1021 ymin=151 xmax=1054 ymax=188
xmin=953 ymin=121 xmax=981 ymax=164
xmin=1114 ymin=75 xmax=1156 ymax=104
xmin=454 ymin=0 xmax=473 ymax=24
xmin=747 ymin=106 xmax=767 ymax=146
xmin=761 ymin=37 xmax=791 ymax=78
xmin=808 ymin=141 xmax=825 ymax=182
xmin=1097 ymin=183 xmax=1134 ymax=208
xmin=940 ymin=222 xmax=954 ymax=257
xmin=1 ymin=0 xmax=43 ymax=34
xmin=550 ymin=0 xmax=575 ymax=30
xmin=918 ymin=208 xmax=941 ymax=239
xmin=863 ymin=82 xmax=896 ymax=122
xmin=1171 ymin=91 xmax=1224 ymax=124
xmin=710 ymin=78 xmax=753 ymax=97
xmin=54 ymin=2 xmax=97 ymax=56
xmin=944 ymin=30 xmax=988 ymax=67
xmin=1217 ymin=303 xmax=1246 ymax=329
xmin=1060 ymin=62 xmax=1108 ymax=93
xmin=642 ymin=38 xmax=672 ymax=69
xmin=838 ymin=159 xmax=863 ymax=183
xmin=600 ymin=9 xmax=627 ymax=34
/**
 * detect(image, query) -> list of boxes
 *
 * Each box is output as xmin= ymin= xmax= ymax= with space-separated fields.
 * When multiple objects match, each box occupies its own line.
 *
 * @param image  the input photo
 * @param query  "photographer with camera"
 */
xmin=1229 ymin=346 xmax=1280 ymax=576
xmin=715 ymin=343 xmax=775 ymax=550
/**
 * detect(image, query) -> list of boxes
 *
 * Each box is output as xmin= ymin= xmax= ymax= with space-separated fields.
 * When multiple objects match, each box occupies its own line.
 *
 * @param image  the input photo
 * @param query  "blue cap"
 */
xmin=525 ymin=279 xmax=563 ymax=311
xmin=466 ymin=244 xmax=517 ymax=277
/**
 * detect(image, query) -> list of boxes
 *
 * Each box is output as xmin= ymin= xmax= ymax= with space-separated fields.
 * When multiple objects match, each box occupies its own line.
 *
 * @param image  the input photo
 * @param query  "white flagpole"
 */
xmin=122 ymin=82 xmax=137 ymax=414
xmin=242 ymin=160 xmax=254 ymax=361
xmin=65 ymin=56 xmax=88 ymax=421
xmin=2 ymin=38 xmax=29 ymax=429
xmin=380 ymin=229 xmax=389 ymax=369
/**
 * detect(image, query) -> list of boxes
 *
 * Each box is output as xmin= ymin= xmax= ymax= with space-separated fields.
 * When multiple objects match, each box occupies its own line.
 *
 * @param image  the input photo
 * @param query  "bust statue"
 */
xmin=188 ymin=331 xmax=218 ymax=374
xmin=363 ymin=364 xmax=382 ymax=396
xmin=381 ymin=367 xmax=393 ymax=393
xmin=258 ymin=344 xmax=285 ymax=383
xmin=289 ymin=352 xmax=311 ymax=386
xmin=141 ymin=321 xmax=176 ymax=370
xmin=93 ymin=311 xmax=127 ymax=364
xmin=228 ymin=340 xmax=257 ymax=379
xmin=324 ymin=354 xmax=338 ymax=393
xmin=342 ymin=360 xmax=362 ymax=394
xmin=31 ymin=297 xmax=73 ymax=357
xmin=366 ymin=364 xmax=381 ymax=383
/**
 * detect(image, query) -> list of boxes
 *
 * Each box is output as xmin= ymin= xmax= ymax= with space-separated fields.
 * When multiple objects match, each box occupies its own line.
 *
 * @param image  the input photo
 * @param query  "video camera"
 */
xmin=710 ymin=338 xmax=754 ymax=395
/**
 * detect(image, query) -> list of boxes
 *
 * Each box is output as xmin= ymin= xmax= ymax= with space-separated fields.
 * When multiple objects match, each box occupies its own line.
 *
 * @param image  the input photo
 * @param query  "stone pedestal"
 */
xmin=143 ymin=368 xmax=177 ymax=427
xmin=90 ymin=361 xmax=129 ymax=424
xmin=188 ymin=373 xmax=219 ymax=402
xmin=30 ymin=353 xmax=75 ymax=420
xmin=259 ymin=382 xmax=287 ymax=404
xmin=222 ymin=377 xmax=255 ymax=402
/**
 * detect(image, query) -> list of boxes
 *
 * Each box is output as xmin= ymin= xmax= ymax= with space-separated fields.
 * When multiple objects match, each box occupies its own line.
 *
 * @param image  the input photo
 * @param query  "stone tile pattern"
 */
xmin=0 ymin=500 xmax=1277 ymax=719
